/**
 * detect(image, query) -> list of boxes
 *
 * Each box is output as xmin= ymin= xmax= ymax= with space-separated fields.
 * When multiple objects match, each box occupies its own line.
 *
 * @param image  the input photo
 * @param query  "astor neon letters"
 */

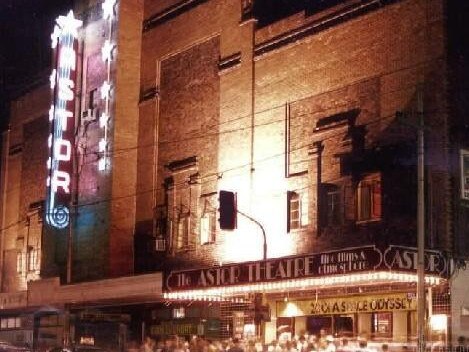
xmin=46 ymin=11 xmax=82 ymax=229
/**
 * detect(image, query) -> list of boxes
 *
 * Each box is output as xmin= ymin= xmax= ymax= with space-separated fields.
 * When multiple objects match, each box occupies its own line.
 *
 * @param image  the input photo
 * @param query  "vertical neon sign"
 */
xmin=47 ymin=11 xmax=82 ymax=229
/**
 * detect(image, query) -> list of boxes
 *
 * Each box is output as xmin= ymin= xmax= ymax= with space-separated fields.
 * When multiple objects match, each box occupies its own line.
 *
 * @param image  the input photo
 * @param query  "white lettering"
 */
xmin=60 ymin=46 xmax=76 ymax=70
xmin=56 ymin=109 xmax=73 ymax=130
xmin=58 ymin=77 xmax=74 ymax=101
xmin=54 ymin=139 xmax=72 ymax=162
xmin=52 ymin=170 xmax=70 ymax=194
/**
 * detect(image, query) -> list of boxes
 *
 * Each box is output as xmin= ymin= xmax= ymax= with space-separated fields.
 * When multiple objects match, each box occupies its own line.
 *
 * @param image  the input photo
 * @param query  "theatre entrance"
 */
xmin=306 ymin=315 xmax=354 ymax=337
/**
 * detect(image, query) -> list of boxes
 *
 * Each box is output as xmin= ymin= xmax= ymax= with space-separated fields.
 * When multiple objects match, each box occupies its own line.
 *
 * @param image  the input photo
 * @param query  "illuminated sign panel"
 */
xmin=277 ymin=293 xmax=417 ymax=317
xmin=164 ymin=245 xmax=448 ymax=291
xmin=46 ymin=11 xmax=82 ymax=229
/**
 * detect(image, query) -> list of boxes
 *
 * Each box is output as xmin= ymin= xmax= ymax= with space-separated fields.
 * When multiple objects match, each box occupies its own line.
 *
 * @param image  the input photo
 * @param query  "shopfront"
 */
xmin=163 ymin=245 xmax=449 ymax=343
xmin=268 ymin=292 xmax=417 ymax=342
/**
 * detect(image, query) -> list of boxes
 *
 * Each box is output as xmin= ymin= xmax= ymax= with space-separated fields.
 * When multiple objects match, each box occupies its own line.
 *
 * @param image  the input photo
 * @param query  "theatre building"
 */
xmin=0 ymin=0 xmax=160 ymax=349
xmin=137 ymin=0 xmax=468 ymax=345
xmin=1 ymin=0 xmax=469 ymax=348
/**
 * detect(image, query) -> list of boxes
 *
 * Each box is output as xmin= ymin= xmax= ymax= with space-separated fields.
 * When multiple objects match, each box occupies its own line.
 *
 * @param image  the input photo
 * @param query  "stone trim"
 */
xmin=254 ymin=0 xmax=398 ymax=58
xmin=143 ymin=0 xmax=209 ymax=32
xmin=218 ymin=52 xmax=241 ymax=73
xmin=165 ymin=156 xmax=198 ymax=173
xmin=139 ymin=86 xmax=158 ymax=103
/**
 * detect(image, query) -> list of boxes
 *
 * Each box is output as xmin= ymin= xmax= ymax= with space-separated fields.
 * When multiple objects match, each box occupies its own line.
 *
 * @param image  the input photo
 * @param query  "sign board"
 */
xmin=46 ymin=11 xmax=82 ymax=229
xmin=164 ymin=245 xmax=448 ymax=292
xmin=277 ymin=293 xmax=416 ymax=317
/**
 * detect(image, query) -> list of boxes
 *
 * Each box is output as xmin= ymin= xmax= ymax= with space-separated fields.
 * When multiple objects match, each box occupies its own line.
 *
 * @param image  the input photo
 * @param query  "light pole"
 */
xmin=397 ymin=86 xmax=427 ymax=350
xmin=417 ymin=86 xmax=426 ymax=352
xmin=237 ymin=210 xmax=267 ymax=261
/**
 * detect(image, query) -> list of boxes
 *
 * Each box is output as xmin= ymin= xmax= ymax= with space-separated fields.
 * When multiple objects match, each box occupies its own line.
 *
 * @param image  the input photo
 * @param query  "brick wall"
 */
xmin=137 ymin=0 xmax=452 ymax=272
xmin=1 ymin=85 xmax=50 ymax=291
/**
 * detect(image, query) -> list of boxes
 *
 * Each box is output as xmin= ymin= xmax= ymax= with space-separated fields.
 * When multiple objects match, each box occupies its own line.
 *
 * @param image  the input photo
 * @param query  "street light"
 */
xmin=417 ymin=86 xmax=426 ymax=352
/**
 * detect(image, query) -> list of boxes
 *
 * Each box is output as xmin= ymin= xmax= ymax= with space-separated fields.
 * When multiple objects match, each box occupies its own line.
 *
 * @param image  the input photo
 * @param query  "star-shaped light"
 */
xmin=51 ymin=25 xmax=61 ymax=48
xmin=101 ymin=39 xmax=115 ymax=62
xmin=56 ymin=10 xmax=82 ymax=38
xmin=98 ymin=157 xmax=107 ymax=171
xmin=101 ymin=81 xmax=112 ymax=99
xmin=100 ymin=112 xmax=110 ymax=128
xmin=99 ymin=139 xmax=107 ymax=152
xmin=102 ymin=0 xmax=117 ymax=20
xmin=49 ymin=105 xmax=55 ymax=122
xmin=49 ymin=69 xmax=57 ymax=89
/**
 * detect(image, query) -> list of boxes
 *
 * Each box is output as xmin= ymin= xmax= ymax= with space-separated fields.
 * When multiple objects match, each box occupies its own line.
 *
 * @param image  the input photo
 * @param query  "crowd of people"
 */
xmin=127 ymin=328 xmax=469 ymax=352
xmin=133 ymin=331 xmax=407 ymax=352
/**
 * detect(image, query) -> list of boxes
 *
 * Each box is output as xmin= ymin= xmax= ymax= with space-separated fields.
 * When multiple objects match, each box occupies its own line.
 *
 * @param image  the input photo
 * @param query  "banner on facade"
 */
xmin=164 ymin=245 xmax=448 ymax=291
xmin=277 ymin=293 xmax=416 ymax=317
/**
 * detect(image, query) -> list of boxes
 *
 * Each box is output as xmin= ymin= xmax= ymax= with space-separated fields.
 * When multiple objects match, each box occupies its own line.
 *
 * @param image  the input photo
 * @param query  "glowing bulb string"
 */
xmin=98 ymin=0 xmax=117 ymax=171
xmin=162 ymin=271 xmax=444 ymax=302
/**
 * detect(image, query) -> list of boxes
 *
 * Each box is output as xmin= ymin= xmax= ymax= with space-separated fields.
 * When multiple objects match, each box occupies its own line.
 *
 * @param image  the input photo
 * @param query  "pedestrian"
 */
xmin=337 ymin=338 xmax=352 ymax=352
xmin=141 ymin=337 xmax=156 ymax=352
xmin=356 ymin=338 xmax=368 ymax=352
xmin=324 ymin=336 xmax=335 ymax=352
xmin=298 ymin=336 xmax=308 ymax=352
xmin=228 ymin=338 xmax=244 ymax=352
xmin=456 ymin=337 xmax=466 ymax=352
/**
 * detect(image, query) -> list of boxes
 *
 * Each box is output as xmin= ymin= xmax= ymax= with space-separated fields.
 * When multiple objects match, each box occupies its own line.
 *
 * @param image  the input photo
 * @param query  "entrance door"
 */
xmin=306 ymin=316 xmax=332 ymax=336
xmin=306 ymin=315 xmax=354 ymax=337
xmin=334 ymin=315 xmax=354 ymax=337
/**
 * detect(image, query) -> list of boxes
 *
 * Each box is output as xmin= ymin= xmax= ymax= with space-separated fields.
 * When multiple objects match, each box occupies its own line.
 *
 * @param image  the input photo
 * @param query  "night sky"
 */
xmin=0 ymin=0 xmax=73 ymax=130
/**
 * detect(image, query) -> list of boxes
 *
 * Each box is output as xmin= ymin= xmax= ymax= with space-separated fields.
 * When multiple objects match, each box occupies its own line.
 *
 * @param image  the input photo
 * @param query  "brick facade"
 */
xmin=136 ymin=0 xmax=454 ymax=272
xmin=1 ymin=0 xmax=469 ymax=346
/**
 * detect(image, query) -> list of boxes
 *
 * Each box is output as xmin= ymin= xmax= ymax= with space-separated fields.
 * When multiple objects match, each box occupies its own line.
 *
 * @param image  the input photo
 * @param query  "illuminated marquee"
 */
xmin=46 ymin=11 xmax=82 ymax=229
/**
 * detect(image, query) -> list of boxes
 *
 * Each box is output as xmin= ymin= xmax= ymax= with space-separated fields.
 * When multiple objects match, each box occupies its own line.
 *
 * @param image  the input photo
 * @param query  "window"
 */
xmin=200 ymin=212 xmax=216 ymax=245
xmin=372 ymin=312 xmax=392 ymax=337
xmin=320 ymin=183 xmax=341 ymax=226
xmin=89 ymin=88 xmax=98 ymax=109
xmin=27 ymin=248 xmax=39 ymax=272
xmin=173 ymin=307 xmax=185 ymax=319
xmin=16 ymin=251 xmax=25 ymax=274
xmin=461 ymin=149 xmax=469 ymax=200
xmin=175 ymin=216 xmax=189 ymax=250
xmin=357 ymin=174 xmax=382 ymax=222
xmin=0 ymin=317 xmax=21 ymax=330
xmin=287 ymin=191 xmax=308 ymax=232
